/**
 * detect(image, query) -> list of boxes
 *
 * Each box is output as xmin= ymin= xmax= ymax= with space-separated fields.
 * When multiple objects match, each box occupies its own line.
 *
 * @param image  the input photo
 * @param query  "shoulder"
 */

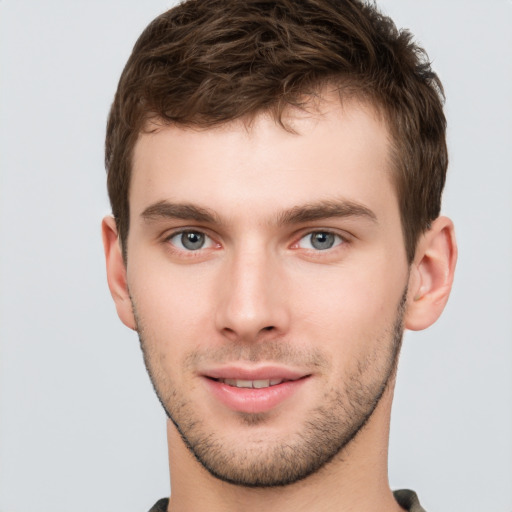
xmin=393 ymin=489 xmax=427 ymax=512
xmin=147 ymin=498 xmax=169 ymax=512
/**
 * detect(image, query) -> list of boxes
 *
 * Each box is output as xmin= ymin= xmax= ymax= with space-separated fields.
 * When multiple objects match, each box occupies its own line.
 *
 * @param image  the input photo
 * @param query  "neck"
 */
xmin=165 ymin=381 xmax=404 ymax=512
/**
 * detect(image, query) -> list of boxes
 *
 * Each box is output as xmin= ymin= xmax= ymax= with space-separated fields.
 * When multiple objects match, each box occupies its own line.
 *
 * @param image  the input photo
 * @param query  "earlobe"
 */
xmin=405 ymin=216 xmax=457 ymax=331
xmin=101 ymin=216 xmax=137 ymax=330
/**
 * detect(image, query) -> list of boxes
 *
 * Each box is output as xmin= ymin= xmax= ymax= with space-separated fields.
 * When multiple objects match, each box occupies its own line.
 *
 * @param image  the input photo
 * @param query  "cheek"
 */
xmin=127 ymin=257 xmax=216 ymax=353
xmin=289 ymin=262 xmax=405 ymax=352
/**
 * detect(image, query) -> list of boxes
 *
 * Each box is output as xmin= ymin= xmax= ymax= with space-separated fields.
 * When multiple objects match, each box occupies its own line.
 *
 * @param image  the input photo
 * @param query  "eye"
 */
xmin=168 ymin=230 xmax=215 ymax=251
xmin=297 ymin=231 xmax=344 ymax=251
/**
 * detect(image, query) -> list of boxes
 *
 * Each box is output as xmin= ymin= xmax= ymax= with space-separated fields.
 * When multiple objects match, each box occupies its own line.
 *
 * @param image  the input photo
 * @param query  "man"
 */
xmin=102 ymin=0 xmax=457 ymax=510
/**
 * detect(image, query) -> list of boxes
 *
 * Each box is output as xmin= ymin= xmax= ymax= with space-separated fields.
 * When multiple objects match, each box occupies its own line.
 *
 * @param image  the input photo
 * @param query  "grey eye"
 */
xmin=180 ymin=231 xmax=205 ymax=250
xmin=297 ymin=231 xmax=343 ymax=251
xmin=169 ymin=230 xmax=213 ymax=251
xmin=310 ymin=232 xmax=336 ymax=250
xmin=167 ymin=229 xmax=217 ymax=253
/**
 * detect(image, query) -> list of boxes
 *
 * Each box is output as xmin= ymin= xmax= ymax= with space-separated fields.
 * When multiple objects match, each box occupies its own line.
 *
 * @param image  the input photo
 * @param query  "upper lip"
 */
xmin=201 ymin=365 xmax=310 ymax=382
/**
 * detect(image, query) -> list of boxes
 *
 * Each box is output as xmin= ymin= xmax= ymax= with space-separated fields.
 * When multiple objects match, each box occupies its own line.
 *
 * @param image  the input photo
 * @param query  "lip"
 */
xmin=203 ymin=365 xmax=307 ymax=382
xmin=201 ymin=365 xmax=311 ymax=414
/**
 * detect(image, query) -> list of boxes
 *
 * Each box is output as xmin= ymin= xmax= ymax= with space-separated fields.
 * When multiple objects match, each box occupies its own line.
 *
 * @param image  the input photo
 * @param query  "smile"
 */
xmin=203 ymin=371 xmax=310 ymax=414
xmin=215 ymin=378 xmax=289 ymax=389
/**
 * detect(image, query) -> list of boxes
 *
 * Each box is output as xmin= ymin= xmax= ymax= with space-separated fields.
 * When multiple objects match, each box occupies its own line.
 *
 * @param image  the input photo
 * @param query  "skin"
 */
xmin=103 ymin=95 xmax=457 ymax=512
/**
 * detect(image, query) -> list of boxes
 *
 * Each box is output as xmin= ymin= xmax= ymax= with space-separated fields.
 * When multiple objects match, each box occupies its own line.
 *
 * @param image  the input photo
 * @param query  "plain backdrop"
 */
xmin=0 ymin=1 xmax=511 ymax=511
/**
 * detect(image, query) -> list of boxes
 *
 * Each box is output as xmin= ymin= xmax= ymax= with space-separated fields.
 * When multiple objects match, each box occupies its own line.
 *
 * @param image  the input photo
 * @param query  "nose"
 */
xmin=214 ymin=245 xmax=290 ymax=342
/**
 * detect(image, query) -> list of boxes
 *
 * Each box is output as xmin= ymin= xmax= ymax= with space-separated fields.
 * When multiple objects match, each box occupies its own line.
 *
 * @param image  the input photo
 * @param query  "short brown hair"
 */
xmin=106 ymin=0 xmax=447 ymax=263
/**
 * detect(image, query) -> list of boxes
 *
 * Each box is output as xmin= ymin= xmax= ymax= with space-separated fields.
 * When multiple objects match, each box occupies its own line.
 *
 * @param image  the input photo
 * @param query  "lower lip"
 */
xmin=203 ymin=377 xmax=309 ymax=414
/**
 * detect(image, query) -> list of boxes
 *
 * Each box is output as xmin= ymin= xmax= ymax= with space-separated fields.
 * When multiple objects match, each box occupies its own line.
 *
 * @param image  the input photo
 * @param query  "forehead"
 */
xmin=130 ymin=96 xmax=396 ymax=223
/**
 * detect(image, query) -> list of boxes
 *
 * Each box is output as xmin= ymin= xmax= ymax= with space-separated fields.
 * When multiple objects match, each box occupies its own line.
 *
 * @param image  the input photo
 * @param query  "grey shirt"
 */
xmin=148 ymin=489 xmax=426 ymax=511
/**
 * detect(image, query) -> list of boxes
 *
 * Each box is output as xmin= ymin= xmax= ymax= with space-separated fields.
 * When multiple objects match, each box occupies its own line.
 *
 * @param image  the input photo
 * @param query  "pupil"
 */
xmin=182 ymin=232 xmax=204 ymax=250
xmin=311 ymin=232 xmax=334 ymax=250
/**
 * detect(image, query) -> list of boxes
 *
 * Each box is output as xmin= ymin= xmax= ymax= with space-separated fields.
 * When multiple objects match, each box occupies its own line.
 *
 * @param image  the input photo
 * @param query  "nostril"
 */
xmin=262 ymin=326 xmax=275 ymax=331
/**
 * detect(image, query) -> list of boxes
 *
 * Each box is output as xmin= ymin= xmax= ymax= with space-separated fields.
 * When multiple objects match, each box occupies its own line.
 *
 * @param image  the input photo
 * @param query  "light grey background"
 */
xmin=0 ymin=1 xmax=511 ymax=511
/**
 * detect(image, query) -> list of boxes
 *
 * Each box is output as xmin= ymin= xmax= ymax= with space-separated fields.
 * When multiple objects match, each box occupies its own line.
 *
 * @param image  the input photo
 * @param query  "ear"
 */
xmin=405 ymin=216 xmax=457 ymax=331
xmin=101 ymin=216 xmax=136 ymax=330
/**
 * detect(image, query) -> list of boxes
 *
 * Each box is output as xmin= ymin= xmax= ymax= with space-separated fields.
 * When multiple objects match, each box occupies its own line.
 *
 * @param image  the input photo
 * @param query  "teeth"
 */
xmin=253 ymin=379 xmax=270 ymax=389
xmin=236 ymin=379 xmax=253 ymax=388
xmin=220 ymin=378 xmax=285 ymax=388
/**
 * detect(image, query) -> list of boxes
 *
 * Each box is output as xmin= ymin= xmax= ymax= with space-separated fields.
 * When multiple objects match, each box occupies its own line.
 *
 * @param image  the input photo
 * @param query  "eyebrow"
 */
xmin=141 ymin=201 xmax=219 ymax=224
xmin=275 ymin=200 xmax=377 ymax=225
xmin=140 ymin=199 xmax=377 ymax=226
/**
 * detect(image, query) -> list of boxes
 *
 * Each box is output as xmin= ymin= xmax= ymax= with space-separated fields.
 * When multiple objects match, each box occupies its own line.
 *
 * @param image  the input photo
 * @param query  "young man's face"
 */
xmin=120 ymin=97 xmax=411 ymax=486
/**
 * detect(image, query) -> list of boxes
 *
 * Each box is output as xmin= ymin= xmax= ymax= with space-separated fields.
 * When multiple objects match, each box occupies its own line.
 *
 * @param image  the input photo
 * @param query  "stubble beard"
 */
xmin=133 ymin=290 xmax=406 ymax=488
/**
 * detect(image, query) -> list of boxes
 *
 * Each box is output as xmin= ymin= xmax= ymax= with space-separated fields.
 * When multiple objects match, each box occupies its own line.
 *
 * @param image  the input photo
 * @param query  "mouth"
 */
xmin=210 ymin=377 xmax=297 ymax=389
xmin=201 ymin=368 xmax=311 ymax=414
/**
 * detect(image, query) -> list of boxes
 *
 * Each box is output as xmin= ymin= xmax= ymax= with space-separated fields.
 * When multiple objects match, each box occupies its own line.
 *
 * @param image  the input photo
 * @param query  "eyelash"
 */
xmin=163 ymin=228 xmax=350 ymax=255
xmin=294 ymin=230 xmax=346 ymax=251
xmin=164 ymin=229 xmax=219 ymax=255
